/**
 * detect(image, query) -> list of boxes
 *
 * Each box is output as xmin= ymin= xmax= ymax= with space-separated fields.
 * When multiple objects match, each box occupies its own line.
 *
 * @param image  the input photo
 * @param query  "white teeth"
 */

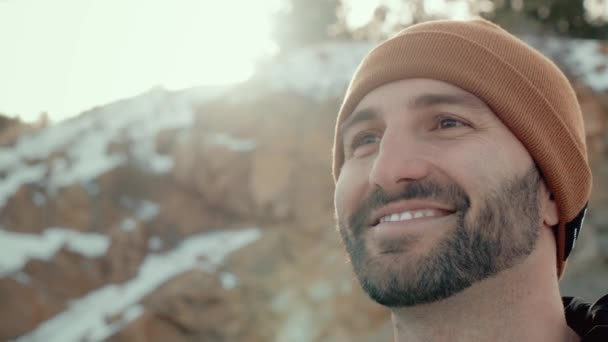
xmin=379 ymin=209 xmax=444 ymax=223
xmin=400 ymin=212 xmax=413 ymax=220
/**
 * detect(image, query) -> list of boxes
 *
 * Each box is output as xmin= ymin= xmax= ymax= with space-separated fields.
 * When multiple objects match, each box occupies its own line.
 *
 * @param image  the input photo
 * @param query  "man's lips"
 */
xmin=368 ymin=200 xmax=456 ymax=227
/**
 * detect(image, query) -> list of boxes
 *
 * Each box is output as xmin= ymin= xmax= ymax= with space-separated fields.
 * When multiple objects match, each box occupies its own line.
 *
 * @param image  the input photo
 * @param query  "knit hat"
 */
xmin=332 ymin=19 xmax=592 ymax=278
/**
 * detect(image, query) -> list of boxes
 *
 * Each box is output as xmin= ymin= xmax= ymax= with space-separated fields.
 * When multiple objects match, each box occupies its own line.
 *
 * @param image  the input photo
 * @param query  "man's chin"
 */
xmin=351 ymin=239 xmax=478 ymax=308
xmin=358 ymin=267 xmax=477 ymax=308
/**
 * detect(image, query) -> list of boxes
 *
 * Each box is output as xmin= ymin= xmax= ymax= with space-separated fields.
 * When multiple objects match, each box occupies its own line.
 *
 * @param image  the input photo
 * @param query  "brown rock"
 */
xmin=151 ymin=187 xmax=222 ymax=238
xmin=155 ymin=127 xmax=181 ymax=155
xmin=0 ymin=185 xmax=49 ymax=233
xmin=108 ymin=311 xmax=192 ymax=342
xmin=102 ymin=226 xmax=148 ymax=283
xmin=0 ymin=114 xmax=46 ymax=147
xmin=0 ymin=277 xmax=56 ymax=340
xmin=250 ymin=149 xmax=293 ymax=220
xmin=115 ymin=270 xmax=273 ymax=342
xmin=0 ymin=248 xmax=107 ymax=339
xmin=172 ymin=130 xmax=255 ymax=219
xmin=52 ymin=184 xmax=92 ymax=231
xmin=171 ymin=132 xmax=197 ymax=188
xmin=24 ymin=248 xmax=106 ymax=300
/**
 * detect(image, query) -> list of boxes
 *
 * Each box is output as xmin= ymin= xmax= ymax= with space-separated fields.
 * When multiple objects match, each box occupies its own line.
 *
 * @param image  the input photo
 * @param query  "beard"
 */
xmin=337 ymin=166 xmax=541 ymax=308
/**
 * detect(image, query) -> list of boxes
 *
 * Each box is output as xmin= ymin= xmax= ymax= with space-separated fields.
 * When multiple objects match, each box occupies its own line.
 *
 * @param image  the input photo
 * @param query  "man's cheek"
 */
xmin=336 ymin=162 xmax=373 ymax=225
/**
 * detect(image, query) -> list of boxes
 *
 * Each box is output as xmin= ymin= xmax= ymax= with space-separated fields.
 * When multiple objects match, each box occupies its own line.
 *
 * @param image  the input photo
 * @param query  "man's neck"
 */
xmin=389 ymin=233 xmax=580 ymax=342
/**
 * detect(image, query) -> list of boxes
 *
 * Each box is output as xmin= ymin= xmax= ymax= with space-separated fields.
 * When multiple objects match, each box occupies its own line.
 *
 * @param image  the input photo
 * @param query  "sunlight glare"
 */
xmin=0 ymin=0 xmax=282 ymax=122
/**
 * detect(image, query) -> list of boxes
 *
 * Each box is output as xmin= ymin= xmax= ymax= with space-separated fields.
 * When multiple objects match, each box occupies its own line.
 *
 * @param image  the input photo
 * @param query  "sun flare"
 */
xmin=0 ymin=0 xmax=282 ymax=122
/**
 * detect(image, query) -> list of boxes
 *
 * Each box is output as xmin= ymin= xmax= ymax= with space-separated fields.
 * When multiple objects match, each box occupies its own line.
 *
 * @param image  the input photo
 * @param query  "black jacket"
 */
xmin=563 ymin=294 xmax=608 ymax=341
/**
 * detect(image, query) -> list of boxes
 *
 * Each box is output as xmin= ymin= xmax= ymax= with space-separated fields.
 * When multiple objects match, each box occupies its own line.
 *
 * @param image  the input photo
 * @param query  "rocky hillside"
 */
xmin=0 ymin=39 xmax=607 ymax=341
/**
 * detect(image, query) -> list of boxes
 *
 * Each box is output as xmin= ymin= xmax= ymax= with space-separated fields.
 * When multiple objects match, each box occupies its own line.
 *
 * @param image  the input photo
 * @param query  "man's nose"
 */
xmin=368 ymin=130 xmax=432 ymax=191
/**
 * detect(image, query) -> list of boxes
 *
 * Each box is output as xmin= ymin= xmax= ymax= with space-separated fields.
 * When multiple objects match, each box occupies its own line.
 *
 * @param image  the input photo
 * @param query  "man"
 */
xmin=332 ymin=19 xmax=608 ymax=341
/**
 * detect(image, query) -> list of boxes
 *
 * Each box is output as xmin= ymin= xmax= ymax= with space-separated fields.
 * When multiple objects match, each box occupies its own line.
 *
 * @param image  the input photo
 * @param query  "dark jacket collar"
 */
xmin=563 ymin=294 xmax=608 ymax=341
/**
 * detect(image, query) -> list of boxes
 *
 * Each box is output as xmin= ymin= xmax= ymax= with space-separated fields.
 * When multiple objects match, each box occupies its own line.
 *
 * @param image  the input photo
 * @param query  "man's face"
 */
xmin=334 ymin=79 xmax=546 ymax=307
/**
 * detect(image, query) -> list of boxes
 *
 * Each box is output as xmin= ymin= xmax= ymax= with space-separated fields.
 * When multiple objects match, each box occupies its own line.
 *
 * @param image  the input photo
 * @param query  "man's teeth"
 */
xmin=380 ymin=210 xmax=441 ymax=223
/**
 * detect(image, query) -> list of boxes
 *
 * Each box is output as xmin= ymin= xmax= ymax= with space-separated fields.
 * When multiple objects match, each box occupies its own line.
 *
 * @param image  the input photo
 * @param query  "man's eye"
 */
xmin=436 ymin=116 xmax=468 ymax=129
xmin=350 ymin=132 xmax=381 ymax=151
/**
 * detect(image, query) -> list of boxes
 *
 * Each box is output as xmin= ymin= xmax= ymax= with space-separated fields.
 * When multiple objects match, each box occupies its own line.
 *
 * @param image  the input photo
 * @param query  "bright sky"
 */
xmin=0 ymin=0 xmax=282 ymax=122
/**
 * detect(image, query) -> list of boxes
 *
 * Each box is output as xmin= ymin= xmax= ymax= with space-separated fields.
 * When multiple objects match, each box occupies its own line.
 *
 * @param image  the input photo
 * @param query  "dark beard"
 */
xmin=338 ymin=166 xmax=541 ymax=307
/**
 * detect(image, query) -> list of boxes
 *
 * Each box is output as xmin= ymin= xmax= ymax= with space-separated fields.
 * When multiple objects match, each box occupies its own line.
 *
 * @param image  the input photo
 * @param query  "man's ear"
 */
xmin=539 ymin=179 xmax=559 ymax=227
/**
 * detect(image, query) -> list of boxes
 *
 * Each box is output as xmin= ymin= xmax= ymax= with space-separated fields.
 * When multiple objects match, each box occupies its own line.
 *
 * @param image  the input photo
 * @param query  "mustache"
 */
xmin=349 ymin=179 xmax=471 ymax=236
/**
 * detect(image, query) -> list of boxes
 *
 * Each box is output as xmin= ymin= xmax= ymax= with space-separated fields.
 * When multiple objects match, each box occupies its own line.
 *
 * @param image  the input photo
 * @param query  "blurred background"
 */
xmin=0 ymin=0 xmax=607 ymax=341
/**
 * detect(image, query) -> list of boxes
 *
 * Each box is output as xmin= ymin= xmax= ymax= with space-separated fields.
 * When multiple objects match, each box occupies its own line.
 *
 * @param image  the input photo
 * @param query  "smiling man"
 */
xmin=332 ymin=19 xmax=607 ymax=341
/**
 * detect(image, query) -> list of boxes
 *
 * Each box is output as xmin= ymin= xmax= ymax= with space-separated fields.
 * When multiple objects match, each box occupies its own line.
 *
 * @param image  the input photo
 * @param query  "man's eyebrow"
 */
xmin=338 ymin=108 xmax=380 ymax=137
xmin=409 ymin=93 xmax=487 ymax=111
xmin=338 ymin=92 xmax=486 ymax=137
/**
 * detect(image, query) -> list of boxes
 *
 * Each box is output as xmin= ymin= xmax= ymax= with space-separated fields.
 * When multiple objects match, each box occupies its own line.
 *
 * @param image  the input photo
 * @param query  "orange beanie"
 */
xmin=332 ymin=19 xmax=592 ymax=278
